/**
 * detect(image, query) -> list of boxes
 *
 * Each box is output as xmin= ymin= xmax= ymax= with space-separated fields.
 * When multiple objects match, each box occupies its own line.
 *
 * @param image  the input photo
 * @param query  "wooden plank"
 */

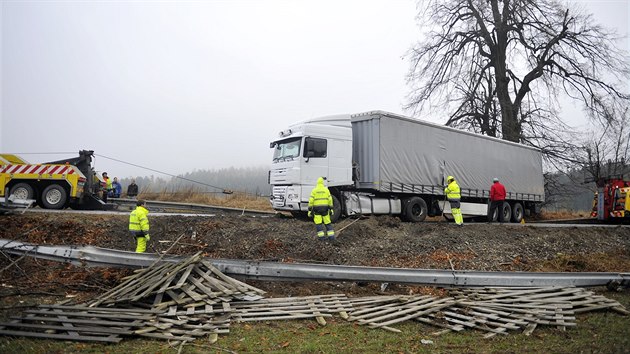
xmin=136 ymin=332 xmax=195 ymax=341
xmin=234 ymin=308 xmax=334 ymax=318
xmin=231 ymin=299 xmax=353 ymax=314
xmin=173 ymin=264 xmax=196 ymax=290
xmin=234 ymin=313 xmax=333 ymax=322
xmin=554 ymin=307 xmax=567 ymax=331
xmin=348 ymin=296 xmax=434 ymax=320
xmin=49 ymin=308 xmax=80 ymax=338
xmin=201 ymin=260 xmax=265 ymax=295
xmin=179 ymin=284 xmax=206 ymax=302
xmin=0 ymin=321 xmax=134 ymax=335
xmin=474 ymin=287 xmax=563 ymax=300
xmin=42 ymin=305 xmax=160 ymax=314
xmin=155 ymin=270 xmax=181 ymax=296
xmin=128 ymin=258 xmax=201 ymax=302
xmin=443 ymin=309 xmax=520 ymax=331
xmin=91 ymin=261 xmax=179 ymax=305
xmin=350 ymin=297 xmax=444 ymax=322
xmin=11 ymin=315 xmax=143 ymax=328
xmin=23 ymin=310 xmax=153 ymax=321
xmin=0 ymin=329 xmax=121 ymax=343
xmin=523 ymin=322 xmax=537 ymax=336
xmin=370 ymin=300 xmax=455 ymax=328
xmin=413 ymin=316 xmax=465 ymax=333
xmin=187 ymin=275 xmax=226 ymax=299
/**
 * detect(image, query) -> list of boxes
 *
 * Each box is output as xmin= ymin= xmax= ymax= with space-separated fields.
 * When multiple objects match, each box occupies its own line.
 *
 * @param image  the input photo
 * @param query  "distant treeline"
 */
xmin=117 ymin=166 xmax=270 ymax=197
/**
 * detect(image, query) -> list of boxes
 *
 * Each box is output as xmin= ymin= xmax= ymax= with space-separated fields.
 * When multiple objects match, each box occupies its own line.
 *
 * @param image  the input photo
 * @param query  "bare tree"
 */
xmin=581 ymin=105 xmax=630 ymax=185
xmin=406 ymin=0 xmax=630 ymax=149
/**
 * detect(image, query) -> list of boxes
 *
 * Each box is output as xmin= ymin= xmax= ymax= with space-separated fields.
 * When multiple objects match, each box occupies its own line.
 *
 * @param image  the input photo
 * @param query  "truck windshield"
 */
xmin=272 ymin=137 xmax=302 ymax=162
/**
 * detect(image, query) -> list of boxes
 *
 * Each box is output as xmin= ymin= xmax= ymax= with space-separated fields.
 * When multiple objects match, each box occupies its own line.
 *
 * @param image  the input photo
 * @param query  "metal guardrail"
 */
xmin=109 ymin=198 xmax=276 ymax=217
xmin=1 ymin=239 xmax=628 ymax=288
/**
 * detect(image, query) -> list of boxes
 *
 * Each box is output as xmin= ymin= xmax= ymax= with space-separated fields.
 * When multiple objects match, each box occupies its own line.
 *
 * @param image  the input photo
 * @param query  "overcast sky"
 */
xmin=1 ymin=0 xmax=628 ymax=179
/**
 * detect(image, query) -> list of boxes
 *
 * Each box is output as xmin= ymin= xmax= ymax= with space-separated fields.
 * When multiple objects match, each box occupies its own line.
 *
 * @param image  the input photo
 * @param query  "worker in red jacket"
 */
xmin=488 ymin=177 xmax=507 ymax=223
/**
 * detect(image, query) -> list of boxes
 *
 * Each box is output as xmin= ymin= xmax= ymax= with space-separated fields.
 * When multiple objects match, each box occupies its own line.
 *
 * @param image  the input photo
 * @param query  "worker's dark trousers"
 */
xmin=313 ymin=206 xmax=335 ymax=240
xmin=315 ymin=222 xmax=334 ymax=239
xmin=488 ymin=200 xmax=505 ymax=222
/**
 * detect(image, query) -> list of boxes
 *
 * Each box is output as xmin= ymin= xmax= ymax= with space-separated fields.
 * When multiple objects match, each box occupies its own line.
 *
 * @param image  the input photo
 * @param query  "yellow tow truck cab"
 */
xmin=0 ymin=150 xmax=108 ymax=210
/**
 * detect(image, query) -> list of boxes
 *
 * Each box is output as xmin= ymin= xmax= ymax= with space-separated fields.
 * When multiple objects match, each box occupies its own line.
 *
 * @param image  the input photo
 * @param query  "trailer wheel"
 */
xmin=501 ymin=202 xmax=512 ymax=223
xmin=511 ymin=203 xmax=524 ymax=223
xmin=9 ymin=183 xmax=35 ymax=200
xmin=403 ymin=197 xmax=427 ymax=222
xmin=41 ymin=184 xmax=67 ymax=209
xmin=330 ymin=195 xmax=341 ymax=223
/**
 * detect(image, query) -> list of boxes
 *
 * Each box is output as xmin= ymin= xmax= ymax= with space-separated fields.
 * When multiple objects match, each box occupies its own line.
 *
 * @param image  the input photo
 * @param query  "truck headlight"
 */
xmin=287 ymin=193 xmax=299 ymax=201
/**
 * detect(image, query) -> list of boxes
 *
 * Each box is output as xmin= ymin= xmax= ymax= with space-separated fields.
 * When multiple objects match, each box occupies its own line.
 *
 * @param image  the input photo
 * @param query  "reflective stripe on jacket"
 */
xmin=444 ymin=180 xmax=461 ymax=201
xmin=308 ymin=177 xmax=333 ymax=208
xmin=129 ymin=206 xmax=150 ymax=234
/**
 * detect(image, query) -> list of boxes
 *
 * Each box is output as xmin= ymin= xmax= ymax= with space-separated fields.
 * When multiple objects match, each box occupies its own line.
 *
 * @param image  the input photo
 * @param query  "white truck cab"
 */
xmin=269 ymin=115 xmax=352 ymax=214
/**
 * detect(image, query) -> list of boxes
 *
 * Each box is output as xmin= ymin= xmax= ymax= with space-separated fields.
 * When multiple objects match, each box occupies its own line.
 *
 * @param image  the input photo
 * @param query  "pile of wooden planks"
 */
xmin=0 ymin=252 xmax=264 ymax=344
xmin=89 ymin=252 xmax=266 ymax=308
xmin=345 ymin=286 xmax=628 ymax=337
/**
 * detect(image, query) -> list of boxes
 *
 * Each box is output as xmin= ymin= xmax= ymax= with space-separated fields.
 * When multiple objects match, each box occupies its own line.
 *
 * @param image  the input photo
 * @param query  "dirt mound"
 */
xmin=2 ymin=213 xmax=629 ymax=273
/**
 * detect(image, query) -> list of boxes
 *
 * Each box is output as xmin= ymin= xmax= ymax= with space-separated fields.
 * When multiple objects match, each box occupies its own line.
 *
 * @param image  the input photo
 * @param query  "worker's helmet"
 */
xmin=493 ymin=177 xmax=499 ymax=182
xmin=447 ymin=176 xmax=454 ymax=182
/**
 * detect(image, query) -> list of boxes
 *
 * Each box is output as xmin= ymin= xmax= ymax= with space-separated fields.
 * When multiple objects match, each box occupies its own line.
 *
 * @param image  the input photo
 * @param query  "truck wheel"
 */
xmin=511 ymin=203 xmax=524 ymax=223
xmin=9 ymin=183 xmax=35 ymax=200
xmin=403 ymin=197 xmax=427 ymax=222
xmin=41 ymin=184 xmax=67 ymax=209
xmin=501 ymin=202 xmax=512 ymax=223
xmin=330 ymin=195 xmax=341 ymax=223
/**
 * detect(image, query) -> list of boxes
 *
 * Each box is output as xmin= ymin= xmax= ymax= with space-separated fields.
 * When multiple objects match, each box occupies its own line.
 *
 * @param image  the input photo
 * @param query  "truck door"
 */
xmin=302 ymin=137 xmax=329 ymax=187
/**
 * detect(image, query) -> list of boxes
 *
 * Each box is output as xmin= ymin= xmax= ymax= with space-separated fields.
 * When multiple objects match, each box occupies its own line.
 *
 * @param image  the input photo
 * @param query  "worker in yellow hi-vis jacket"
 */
xmin=308 ymin=177 xmax=336 ymax=241
xmin=129 ymin=199 xmax=150 ymax=252
xmin=444 ymin=176 xmax=464 ymax=226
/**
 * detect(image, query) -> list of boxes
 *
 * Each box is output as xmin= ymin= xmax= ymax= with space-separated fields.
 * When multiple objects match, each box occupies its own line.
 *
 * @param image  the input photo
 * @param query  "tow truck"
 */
xmin=590 ymin=175 xmax=630 ymax=222
xmin=0 ymin=150 xmax=109 ymax=210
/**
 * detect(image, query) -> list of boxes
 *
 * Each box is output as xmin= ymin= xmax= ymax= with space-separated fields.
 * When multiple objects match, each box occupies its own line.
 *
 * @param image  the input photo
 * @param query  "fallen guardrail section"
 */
xmin=0 ymin=252 xmax=627 ymax=346
xmin=1 ymin=239 xmax=628 ymax=288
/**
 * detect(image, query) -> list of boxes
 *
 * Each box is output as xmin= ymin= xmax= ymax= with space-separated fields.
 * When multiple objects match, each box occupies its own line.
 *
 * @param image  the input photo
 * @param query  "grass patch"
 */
xmin=137 ymin=186 xmax=273 ymax=211
xmin=2 ymin=291 xmax=628 ymax=353
xmin=537 ymin=209 xmax=590 ymax=220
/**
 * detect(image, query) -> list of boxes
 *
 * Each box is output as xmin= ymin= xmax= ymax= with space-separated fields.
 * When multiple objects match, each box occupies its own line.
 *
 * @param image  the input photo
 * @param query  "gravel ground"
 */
xmin=2 ymin=212 xmax=629 ymax=273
